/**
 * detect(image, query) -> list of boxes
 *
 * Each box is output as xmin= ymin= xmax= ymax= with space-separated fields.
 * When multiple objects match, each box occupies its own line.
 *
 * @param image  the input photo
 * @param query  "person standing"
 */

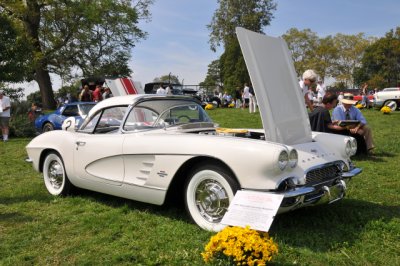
xmin=156 ymin=85 xmax=166 ymax=95
xmin=242 ymin=83 xmax=250 ymax=109
xmin=92 ymin=85 xmax=103 ymax=102
xmin=0 ymin=90 xmax=11 ymax=142
xmin=79 ymin=85 xmax=92 ymax=102
xmin=234 ymin=87 xmax=242 ymax=108
xmin=337 ymin=92 xmax=344 ymax=105
xmin=102 ymin=87 xmax=113 ymax=99
xmin=316 ymin=79 xmax=326 ymax=105
xmin=165 ymin=85 xmax=173 ymax=95
xmin=249 ymin=85 xmax=257 ymax=113
xmin=299 ymin=69 xmax=317 ymax=111
xmin=360 ymin=83 xmax=369 ymax=108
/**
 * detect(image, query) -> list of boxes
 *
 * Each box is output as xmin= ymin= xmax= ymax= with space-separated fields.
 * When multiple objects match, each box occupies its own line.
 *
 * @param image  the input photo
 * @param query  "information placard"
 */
xmin=221 ymin=190 xmax=284 ymax=232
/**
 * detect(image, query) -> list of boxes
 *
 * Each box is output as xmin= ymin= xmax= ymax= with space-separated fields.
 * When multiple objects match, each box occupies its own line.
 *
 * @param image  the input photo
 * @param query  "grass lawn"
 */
xmin=0 ymin=107 xmax=399 ymax=265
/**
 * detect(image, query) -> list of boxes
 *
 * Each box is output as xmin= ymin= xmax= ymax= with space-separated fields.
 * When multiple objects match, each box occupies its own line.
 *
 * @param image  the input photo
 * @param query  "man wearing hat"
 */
xmin=0 ymin=90 xmax=11 ymax=142
xmin=332 ymin=93 xmax=375 ymax=154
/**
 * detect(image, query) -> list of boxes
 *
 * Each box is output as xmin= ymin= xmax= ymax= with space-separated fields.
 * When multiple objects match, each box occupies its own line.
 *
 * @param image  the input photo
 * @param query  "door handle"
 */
xmin=75 ymin=141 xmax=86 ymax=150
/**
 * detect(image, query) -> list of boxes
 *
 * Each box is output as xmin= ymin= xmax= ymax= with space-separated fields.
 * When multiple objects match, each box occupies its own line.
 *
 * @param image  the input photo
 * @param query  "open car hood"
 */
xmin=236 ymin=27 xmax=312 ymax=145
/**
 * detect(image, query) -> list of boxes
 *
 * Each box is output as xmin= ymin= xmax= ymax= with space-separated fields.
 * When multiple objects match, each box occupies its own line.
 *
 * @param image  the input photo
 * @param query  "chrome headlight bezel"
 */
xmin=278 ymin=150 xmax=289 ymax=171
xmin=289 ymin=149 xmax=298 ymax=168
xmin=345 ymin=138 xmax=352 ymax=156
xmin=350 ymin=137 xmax=357 ymax=156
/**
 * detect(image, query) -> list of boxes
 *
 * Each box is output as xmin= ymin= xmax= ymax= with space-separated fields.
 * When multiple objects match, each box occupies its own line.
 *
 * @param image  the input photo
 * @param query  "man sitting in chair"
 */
xmin=332 ymin=93 xmax=375 ymax=155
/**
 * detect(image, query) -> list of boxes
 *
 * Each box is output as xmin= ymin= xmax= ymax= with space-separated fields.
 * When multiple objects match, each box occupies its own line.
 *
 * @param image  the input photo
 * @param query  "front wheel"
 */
xmin=43 ymin=152 xmax=71 ymax=196
xmin=43 ymin=122 xmax=55 ymax=132
xmin=184 ymin=163 xmax=239 ymax=231
xmin=384 ymin=100 xmax=398 ymax=111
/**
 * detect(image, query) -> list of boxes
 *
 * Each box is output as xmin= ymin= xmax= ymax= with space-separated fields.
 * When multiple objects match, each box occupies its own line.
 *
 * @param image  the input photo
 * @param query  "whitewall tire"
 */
xmin=43 ymin=152 xmax=71 ymax=196
xmin=184 ymin=163 xmax=239 ymax=232
xmin=384 ymin=100 xmax=397 ymax=111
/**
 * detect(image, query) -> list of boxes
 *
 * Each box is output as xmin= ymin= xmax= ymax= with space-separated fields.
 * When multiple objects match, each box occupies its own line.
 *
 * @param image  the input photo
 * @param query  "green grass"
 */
xmin=1 ymin=108 xmax=399 ymax=265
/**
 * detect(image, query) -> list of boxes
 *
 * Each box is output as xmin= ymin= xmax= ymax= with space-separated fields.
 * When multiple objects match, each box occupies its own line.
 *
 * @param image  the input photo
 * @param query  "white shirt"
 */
xmin=165 ymin=86 xmax=172 ymax=95
xmin=156 ymin=87 xmax=166 ymax=95
xmin=298 ymin=80 xmax=308 ymax=96
xmin=0 ymin=95 xmax=11 ymax=117
xmin=316 ymin=83 xmax=326 ymax=98
xmin=337 ymin=94 xmax=344 ymax=105
xmin=243 ymin=86 xmax=250 ymax=99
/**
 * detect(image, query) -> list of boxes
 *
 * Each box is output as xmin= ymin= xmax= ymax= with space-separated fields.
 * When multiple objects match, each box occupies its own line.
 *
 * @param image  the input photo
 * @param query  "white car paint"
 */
xmin=26 ymin=28 xmax=362 ymax=231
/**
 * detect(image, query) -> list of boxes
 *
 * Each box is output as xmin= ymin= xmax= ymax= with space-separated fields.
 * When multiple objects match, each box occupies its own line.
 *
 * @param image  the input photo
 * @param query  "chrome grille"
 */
xmin=306 ymin=164 xmax=341 ymax=186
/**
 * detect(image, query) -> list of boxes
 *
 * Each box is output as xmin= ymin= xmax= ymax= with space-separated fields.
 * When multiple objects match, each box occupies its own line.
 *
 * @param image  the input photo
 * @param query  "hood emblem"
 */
xmin=311 ymin=149 xmax=318 ymax=153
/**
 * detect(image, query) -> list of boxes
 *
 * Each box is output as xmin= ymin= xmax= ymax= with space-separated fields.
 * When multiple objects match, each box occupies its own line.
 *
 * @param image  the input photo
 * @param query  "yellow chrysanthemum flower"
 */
xmin=201 ymin=226 xmax=278 ymax=265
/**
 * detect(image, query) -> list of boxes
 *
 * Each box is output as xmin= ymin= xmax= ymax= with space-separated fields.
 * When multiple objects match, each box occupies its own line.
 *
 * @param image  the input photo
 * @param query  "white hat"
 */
xmin=341 ymin=93 xmax=357 ymax=105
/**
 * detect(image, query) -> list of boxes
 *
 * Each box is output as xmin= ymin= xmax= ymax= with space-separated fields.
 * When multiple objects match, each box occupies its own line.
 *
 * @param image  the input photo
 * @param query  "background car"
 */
xmin=35 ymin=102 xmax=96 ymax=133
xmin=374 ymin=88 xmax=400 ymax=111
xmin=353 ymin=94 xmax=374 ymax=107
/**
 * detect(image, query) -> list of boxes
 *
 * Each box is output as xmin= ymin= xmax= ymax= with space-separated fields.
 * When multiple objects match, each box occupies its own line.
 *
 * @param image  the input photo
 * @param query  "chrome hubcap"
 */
xmin=195 ymin=179 xmax=230 ymax=222
xmin=47 ymin=160 xmax=63 ymax=189
xmin=385 ymin=101 xmax=397 ymax=111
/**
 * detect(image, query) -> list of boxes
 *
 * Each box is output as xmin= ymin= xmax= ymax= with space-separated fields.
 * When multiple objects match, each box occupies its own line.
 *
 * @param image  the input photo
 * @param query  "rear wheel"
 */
xmin=43 ymin=122 xmax=55 ymax=132
xmin=43 ymin=152 xmax=71 ymax=196
xmin=384 ymin=100 xmax=398 ymax=111
xmin=184 ymin=162 xmax=239 ymax=231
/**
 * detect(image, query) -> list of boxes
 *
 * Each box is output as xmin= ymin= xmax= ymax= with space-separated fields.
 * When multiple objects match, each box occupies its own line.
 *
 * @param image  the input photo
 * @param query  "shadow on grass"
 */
xmin=0 ymin=212 xmax=34 ymax=223
xmin=270 ymin=199 xmax=400 ymax=252
xmin=73 ymin=187 xmax=191 ymax=223
xmin=353 ymin=151 xmax=396 ymax=162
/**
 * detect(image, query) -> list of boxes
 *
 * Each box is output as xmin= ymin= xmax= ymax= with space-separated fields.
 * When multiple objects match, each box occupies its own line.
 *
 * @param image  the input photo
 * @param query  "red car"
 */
xmin=353 ymin=94 xmax=374 ymax=106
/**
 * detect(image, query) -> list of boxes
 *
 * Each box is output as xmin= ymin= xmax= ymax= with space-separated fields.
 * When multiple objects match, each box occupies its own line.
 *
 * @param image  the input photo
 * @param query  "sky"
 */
xmin=19 ymin=0 xmax=400 ymax=95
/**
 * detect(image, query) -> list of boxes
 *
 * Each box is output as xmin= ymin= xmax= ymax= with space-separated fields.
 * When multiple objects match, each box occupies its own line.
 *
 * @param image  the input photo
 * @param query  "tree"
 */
xmin=332 ymin=33 xmax=371 ymax=87
xmin=0 ymin=86 xmax=25 ymax=102
xmin=354 ymin=27 xmax=400 ymax=88
xmin=201 ymin=60 xmax=222 ymax=86
xmin=283 ymin=28 xmax=371 ymax=87
xmin=312 ymin=35 xmax=338 ymax=80
xmin=282 ymin=28 xmax=319 ymax=77
xmin=0 ymin=14 xmax=32 ymax=82
xmin=153 ymin=74 xmax=181 ymax=84
xmin=207 ymin=0 xmax=276 ymax=90
xmin=0 ymin=0 xmax=153 ymax=109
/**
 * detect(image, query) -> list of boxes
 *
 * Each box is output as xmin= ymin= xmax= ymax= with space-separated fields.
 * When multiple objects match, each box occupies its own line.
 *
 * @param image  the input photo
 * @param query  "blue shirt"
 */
xmin=332 ymin=105 xmax=367 ymax=125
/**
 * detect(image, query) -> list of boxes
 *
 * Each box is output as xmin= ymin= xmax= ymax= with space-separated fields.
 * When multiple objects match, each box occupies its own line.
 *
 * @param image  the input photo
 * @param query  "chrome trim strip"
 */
xmin=341 ymin=167 xmax=362 ymax=178
xmin=278 ymin=187 xmax=315 ymax=198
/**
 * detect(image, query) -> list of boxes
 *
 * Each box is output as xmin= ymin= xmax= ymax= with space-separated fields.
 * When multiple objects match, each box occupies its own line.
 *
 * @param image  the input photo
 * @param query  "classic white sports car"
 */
xmin=26 ymin=28 xmax=362 ymax=231
xmin=374 ymin=87 xmax=400 ymax=111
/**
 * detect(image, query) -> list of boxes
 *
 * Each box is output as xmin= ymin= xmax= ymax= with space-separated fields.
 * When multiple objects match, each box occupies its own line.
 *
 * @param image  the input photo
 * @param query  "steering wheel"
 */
xmin=177 ymin=115 xmax=191 ymax=122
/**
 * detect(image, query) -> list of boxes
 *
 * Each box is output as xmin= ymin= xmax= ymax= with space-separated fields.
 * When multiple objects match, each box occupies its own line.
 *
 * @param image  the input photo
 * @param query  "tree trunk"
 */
xmin=23 ymin=0 xmax=56 ymax=109
xmin=36 ymin=65 xmax=56 ymax=109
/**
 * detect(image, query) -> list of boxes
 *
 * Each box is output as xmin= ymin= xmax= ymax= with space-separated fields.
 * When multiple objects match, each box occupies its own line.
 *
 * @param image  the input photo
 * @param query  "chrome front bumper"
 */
xmin=277 ymin=167 xmax=362 ymax=208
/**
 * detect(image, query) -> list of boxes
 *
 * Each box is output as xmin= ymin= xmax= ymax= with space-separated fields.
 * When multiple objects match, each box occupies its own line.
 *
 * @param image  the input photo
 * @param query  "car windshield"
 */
xmin=79 ymin=104 xmax=95 ymax=116
xmin=157 ymin=104 xmax=212 ymax=127
xmin=123 ymin=99 xmax=212 ymax=131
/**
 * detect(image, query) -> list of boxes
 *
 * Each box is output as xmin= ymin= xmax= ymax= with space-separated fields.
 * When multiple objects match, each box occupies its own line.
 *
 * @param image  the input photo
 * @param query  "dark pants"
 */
xmin=336 ymin=130 xmax=367 ymax=155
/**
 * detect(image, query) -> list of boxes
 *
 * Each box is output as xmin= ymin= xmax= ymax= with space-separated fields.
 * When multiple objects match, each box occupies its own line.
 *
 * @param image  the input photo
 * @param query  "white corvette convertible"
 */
xmin=26 ymin=28 xmax=362 ymax=231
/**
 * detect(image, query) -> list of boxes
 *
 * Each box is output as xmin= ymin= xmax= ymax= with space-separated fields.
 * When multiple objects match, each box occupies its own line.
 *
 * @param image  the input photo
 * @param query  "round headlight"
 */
xmin=289 ymin=149 xmax=298 ymax=168
xmin=278 ymin=150 xmax=289 ymax=170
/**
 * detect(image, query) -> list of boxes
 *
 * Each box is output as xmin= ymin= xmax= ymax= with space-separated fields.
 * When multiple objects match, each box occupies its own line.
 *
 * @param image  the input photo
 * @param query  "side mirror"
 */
xmin=62 ymin=117 xmax=77 ymax=132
